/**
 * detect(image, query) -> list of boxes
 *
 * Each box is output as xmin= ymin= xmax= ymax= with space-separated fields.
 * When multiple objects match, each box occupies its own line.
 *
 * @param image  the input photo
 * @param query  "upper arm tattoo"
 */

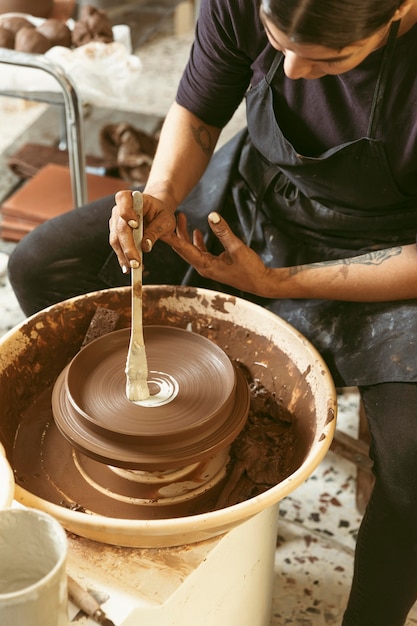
xmin=191 ymin=124 xmax=213 ymax=155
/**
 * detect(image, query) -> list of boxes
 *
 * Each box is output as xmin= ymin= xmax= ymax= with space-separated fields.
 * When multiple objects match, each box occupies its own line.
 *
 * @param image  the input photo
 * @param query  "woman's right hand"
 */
xmin=109 ymin=189 xmax=177 ymax=273
xmin=109 ymin=102 xmax=221 ymax=273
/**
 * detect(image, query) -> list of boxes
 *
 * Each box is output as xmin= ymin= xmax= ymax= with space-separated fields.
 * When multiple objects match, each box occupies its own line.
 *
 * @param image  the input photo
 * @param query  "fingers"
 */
xmin=175 ymin=212 xmax=191 ymax=242
xmin=142 ymin=194 xmax=177 ymax=250
xmin=110 ymin=191 xmax=148 ymax=272
xmin=208 ymin=211 xmax=221 ymax=224
xmin=110 ymin=190 xmax=179 ymax=273
xmin=109 ymin=204 xmax=141 ymax=274
xmin=114 ymin=190 xmax=136 ymax=222
xmin=169 ymin=211 xmax=267 ymax=293
xmin=165 ymin=216 xmax=204 ymax=265
xmin=170 ymin=211 xmax=235 ymax=258
xmin=208 ymin=212 xmax=241 ymax=254
xmin=112 ymin=190 xmax=152 ymax=251
xmin=170 ymin=212 xmax=208 ymax=253
xmin=193 ymin=228 xmax=207 ymax=252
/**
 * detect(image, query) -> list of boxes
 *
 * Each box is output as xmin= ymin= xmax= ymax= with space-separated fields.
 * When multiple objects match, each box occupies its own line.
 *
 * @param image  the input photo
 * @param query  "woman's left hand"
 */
xmin=166 ymin=211 xmax=273 ymax=296
xmin=167 ymin=212 xmax=417 ymax=303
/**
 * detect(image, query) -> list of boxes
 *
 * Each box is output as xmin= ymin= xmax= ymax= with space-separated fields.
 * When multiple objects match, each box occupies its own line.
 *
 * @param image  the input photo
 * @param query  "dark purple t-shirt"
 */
xmin=176 ymin=0 xmax=417 ymax=196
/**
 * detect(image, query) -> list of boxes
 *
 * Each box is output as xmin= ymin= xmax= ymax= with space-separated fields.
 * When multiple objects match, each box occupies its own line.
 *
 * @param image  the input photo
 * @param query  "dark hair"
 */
xmin=260 ymin=0 xmax=403 ymax=48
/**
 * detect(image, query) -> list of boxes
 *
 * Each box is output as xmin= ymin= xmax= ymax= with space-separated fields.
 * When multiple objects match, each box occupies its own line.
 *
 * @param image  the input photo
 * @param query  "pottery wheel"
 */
xmin=52 ymin=326 xmax=250 ymax=470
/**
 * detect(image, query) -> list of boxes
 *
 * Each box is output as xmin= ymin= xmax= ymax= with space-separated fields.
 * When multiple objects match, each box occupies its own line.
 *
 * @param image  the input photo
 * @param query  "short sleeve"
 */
xmin=176 ymin=0 xmax=265 ymax=127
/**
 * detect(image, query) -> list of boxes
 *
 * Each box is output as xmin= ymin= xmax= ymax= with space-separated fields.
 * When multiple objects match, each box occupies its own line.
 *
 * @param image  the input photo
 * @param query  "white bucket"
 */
xmin=0 ymin=508 xmax=68 ymax=626
xmin=0 ymin=443 xmax=13 ymax=509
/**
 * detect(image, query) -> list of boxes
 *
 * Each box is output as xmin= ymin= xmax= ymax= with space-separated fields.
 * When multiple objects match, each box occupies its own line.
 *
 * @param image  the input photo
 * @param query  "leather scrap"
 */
xmin=99 ymin=122 xmax=160 ymax=185
xmin=7 ymin=143 xmax=114 ymax=180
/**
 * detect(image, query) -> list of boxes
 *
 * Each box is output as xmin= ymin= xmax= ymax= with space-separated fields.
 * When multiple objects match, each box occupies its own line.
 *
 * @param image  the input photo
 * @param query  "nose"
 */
xmin=282 ymin=50 xmax=314 ymax=79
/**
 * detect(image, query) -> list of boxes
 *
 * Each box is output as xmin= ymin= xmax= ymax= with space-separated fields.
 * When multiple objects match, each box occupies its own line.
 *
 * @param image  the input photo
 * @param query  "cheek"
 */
xmin=318 ymin=59 xmax=362 ymax=76
xmin=324 ymin=49 xmax=371 ymax=75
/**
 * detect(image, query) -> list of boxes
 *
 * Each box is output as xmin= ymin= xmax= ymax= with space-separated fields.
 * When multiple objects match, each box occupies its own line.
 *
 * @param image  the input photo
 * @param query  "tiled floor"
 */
xmin=1 ymin=9 xmax=417 ymax=626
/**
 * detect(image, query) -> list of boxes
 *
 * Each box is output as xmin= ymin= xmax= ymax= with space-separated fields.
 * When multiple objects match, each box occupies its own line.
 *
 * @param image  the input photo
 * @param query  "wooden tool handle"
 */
xmin=67 ymin=574 xmax=116 ymax=625
xmin=131 ymin=190 xmax=144 ymax=268
xmin=125 ymin=190 xmax=149 ymax=402
xmin=68 ymin=574 xmax=100 ymax=616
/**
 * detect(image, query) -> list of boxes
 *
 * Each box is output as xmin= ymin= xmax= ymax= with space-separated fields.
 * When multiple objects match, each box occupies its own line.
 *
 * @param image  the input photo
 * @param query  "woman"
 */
xmin=8 ymin=0 xmax=417 ymax=623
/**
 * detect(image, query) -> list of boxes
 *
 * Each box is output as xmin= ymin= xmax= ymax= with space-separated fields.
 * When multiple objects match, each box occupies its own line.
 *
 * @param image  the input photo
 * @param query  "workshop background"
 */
xmin=0 ymin=2 xmax=416 ymax=624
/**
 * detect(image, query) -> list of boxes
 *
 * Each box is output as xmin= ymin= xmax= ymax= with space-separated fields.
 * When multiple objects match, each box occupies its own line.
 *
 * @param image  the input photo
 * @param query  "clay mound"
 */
xmin=15 ymin=27 xmax=51 ymax=53
xmin=72 ymin=5 xmax=113 ymax=47
xmin=0 ymin=15 xmax=34 ymax=34
xmin=0 ymin=24 xmax=14 ymax=48
xmin=37 ymin=18 xmax=72 ymax=48
xmin=0 ymin=4 xmax=113 ymax=53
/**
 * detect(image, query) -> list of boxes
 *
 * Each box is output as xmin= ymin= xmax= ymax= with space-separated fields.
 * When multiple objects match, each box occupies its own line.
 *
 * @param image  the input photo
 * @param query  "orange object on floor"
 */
xmin=0 ymin=163 xmax=129 ymax=241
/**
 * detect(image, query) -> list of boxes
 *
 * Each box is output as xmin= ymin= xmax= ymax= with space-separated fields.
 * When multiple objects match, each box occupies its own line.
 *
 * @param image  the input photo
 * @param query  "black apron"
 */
xmin=180 ymin=22 xmax=417 ymax=386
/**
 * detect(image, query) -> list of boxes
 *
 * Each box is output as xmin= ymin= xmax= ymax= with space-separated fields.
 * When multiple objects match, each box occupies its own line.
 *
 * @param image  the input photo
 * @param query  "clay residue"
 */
xmin=4 ymin=289 xmax=315 ymax=523
xmin=215 ymin=375 xmax=297 ymax=509
xmin=12 ymin=371 xmax=297 ymax=520
xmin=71 ymin=5 xmax=114 ymax=46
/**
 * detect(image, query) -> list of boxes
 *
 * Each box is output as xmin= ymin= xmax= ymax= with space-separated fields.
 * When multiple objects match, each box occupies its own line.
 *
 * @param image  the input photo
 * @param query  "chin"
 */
xmin=306 ymin=72 xmax=327 ymax=79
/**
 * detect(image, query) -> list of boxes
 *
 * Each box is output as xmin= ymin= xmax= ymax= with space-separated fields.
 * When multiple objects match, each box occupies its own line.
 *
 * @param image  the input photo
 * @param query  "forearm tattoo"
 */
xmin=289 ymin=246 xmax=403 ymax=276
xmin=191 ymin=124 xmax=212 ymax=155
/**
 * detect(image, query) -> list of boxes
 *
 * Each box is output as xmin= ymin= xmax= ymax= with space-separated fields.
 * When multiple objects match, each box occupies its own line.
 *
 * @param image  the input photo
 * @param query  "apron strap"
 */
xmin=266 ymin=51 xmax=283 ymax=85
xmin=246 ymin=164 xmax=280 ymax=246
xmin=265 ymin=21 xmax=400 ymax=141
xmin=367 ymin=19 xmax=400 ymax=138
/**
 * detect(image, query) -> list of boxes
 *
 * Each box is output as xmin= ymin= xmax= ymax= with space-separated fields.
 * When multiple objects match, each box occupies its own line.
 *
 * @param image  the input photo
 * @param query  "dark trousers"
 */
xmin=7 ymin=193 xmax=181 ymax=316
xmin=8 ymin=195 xmax=417 ymax=626
xmin=343 ymin=382 xmax=417 ymax=626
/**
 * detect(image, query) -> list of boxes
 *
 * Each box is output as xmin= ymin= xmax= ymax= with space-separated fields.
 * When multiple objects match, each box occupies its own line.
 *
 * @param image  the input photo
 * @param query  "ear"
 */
xmin=393 ymin=0 xmax=414 ymax=21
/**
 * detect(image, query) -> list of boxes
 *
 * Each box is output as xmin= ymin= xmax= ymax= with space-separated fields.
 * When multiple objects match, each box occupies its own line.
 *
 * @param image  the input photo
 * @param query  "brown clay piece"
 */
xmin=0 ymin=24 xmax=14 ymax=48
xmin=37 ymin=18 xmax=72 ymax=48
xmin=72 ymin=4 xmax=113 ymax=47
xmin=15 ymin=26 xmax=52 ymax=53
xmin=0 ymin=15 xmax=34 ymax=35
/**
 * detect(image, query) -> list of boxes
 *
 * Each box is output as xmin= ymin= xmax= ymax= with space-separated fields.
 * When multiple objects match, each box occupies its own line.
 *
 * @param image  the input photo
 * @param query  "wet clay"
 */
xmin=4 ymin=287 xmax=319 ymax=523
xmin=52 ymin=326 xmax=250 ymax=469
xmin=12 ymin=373 xmax=297 ymax=519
